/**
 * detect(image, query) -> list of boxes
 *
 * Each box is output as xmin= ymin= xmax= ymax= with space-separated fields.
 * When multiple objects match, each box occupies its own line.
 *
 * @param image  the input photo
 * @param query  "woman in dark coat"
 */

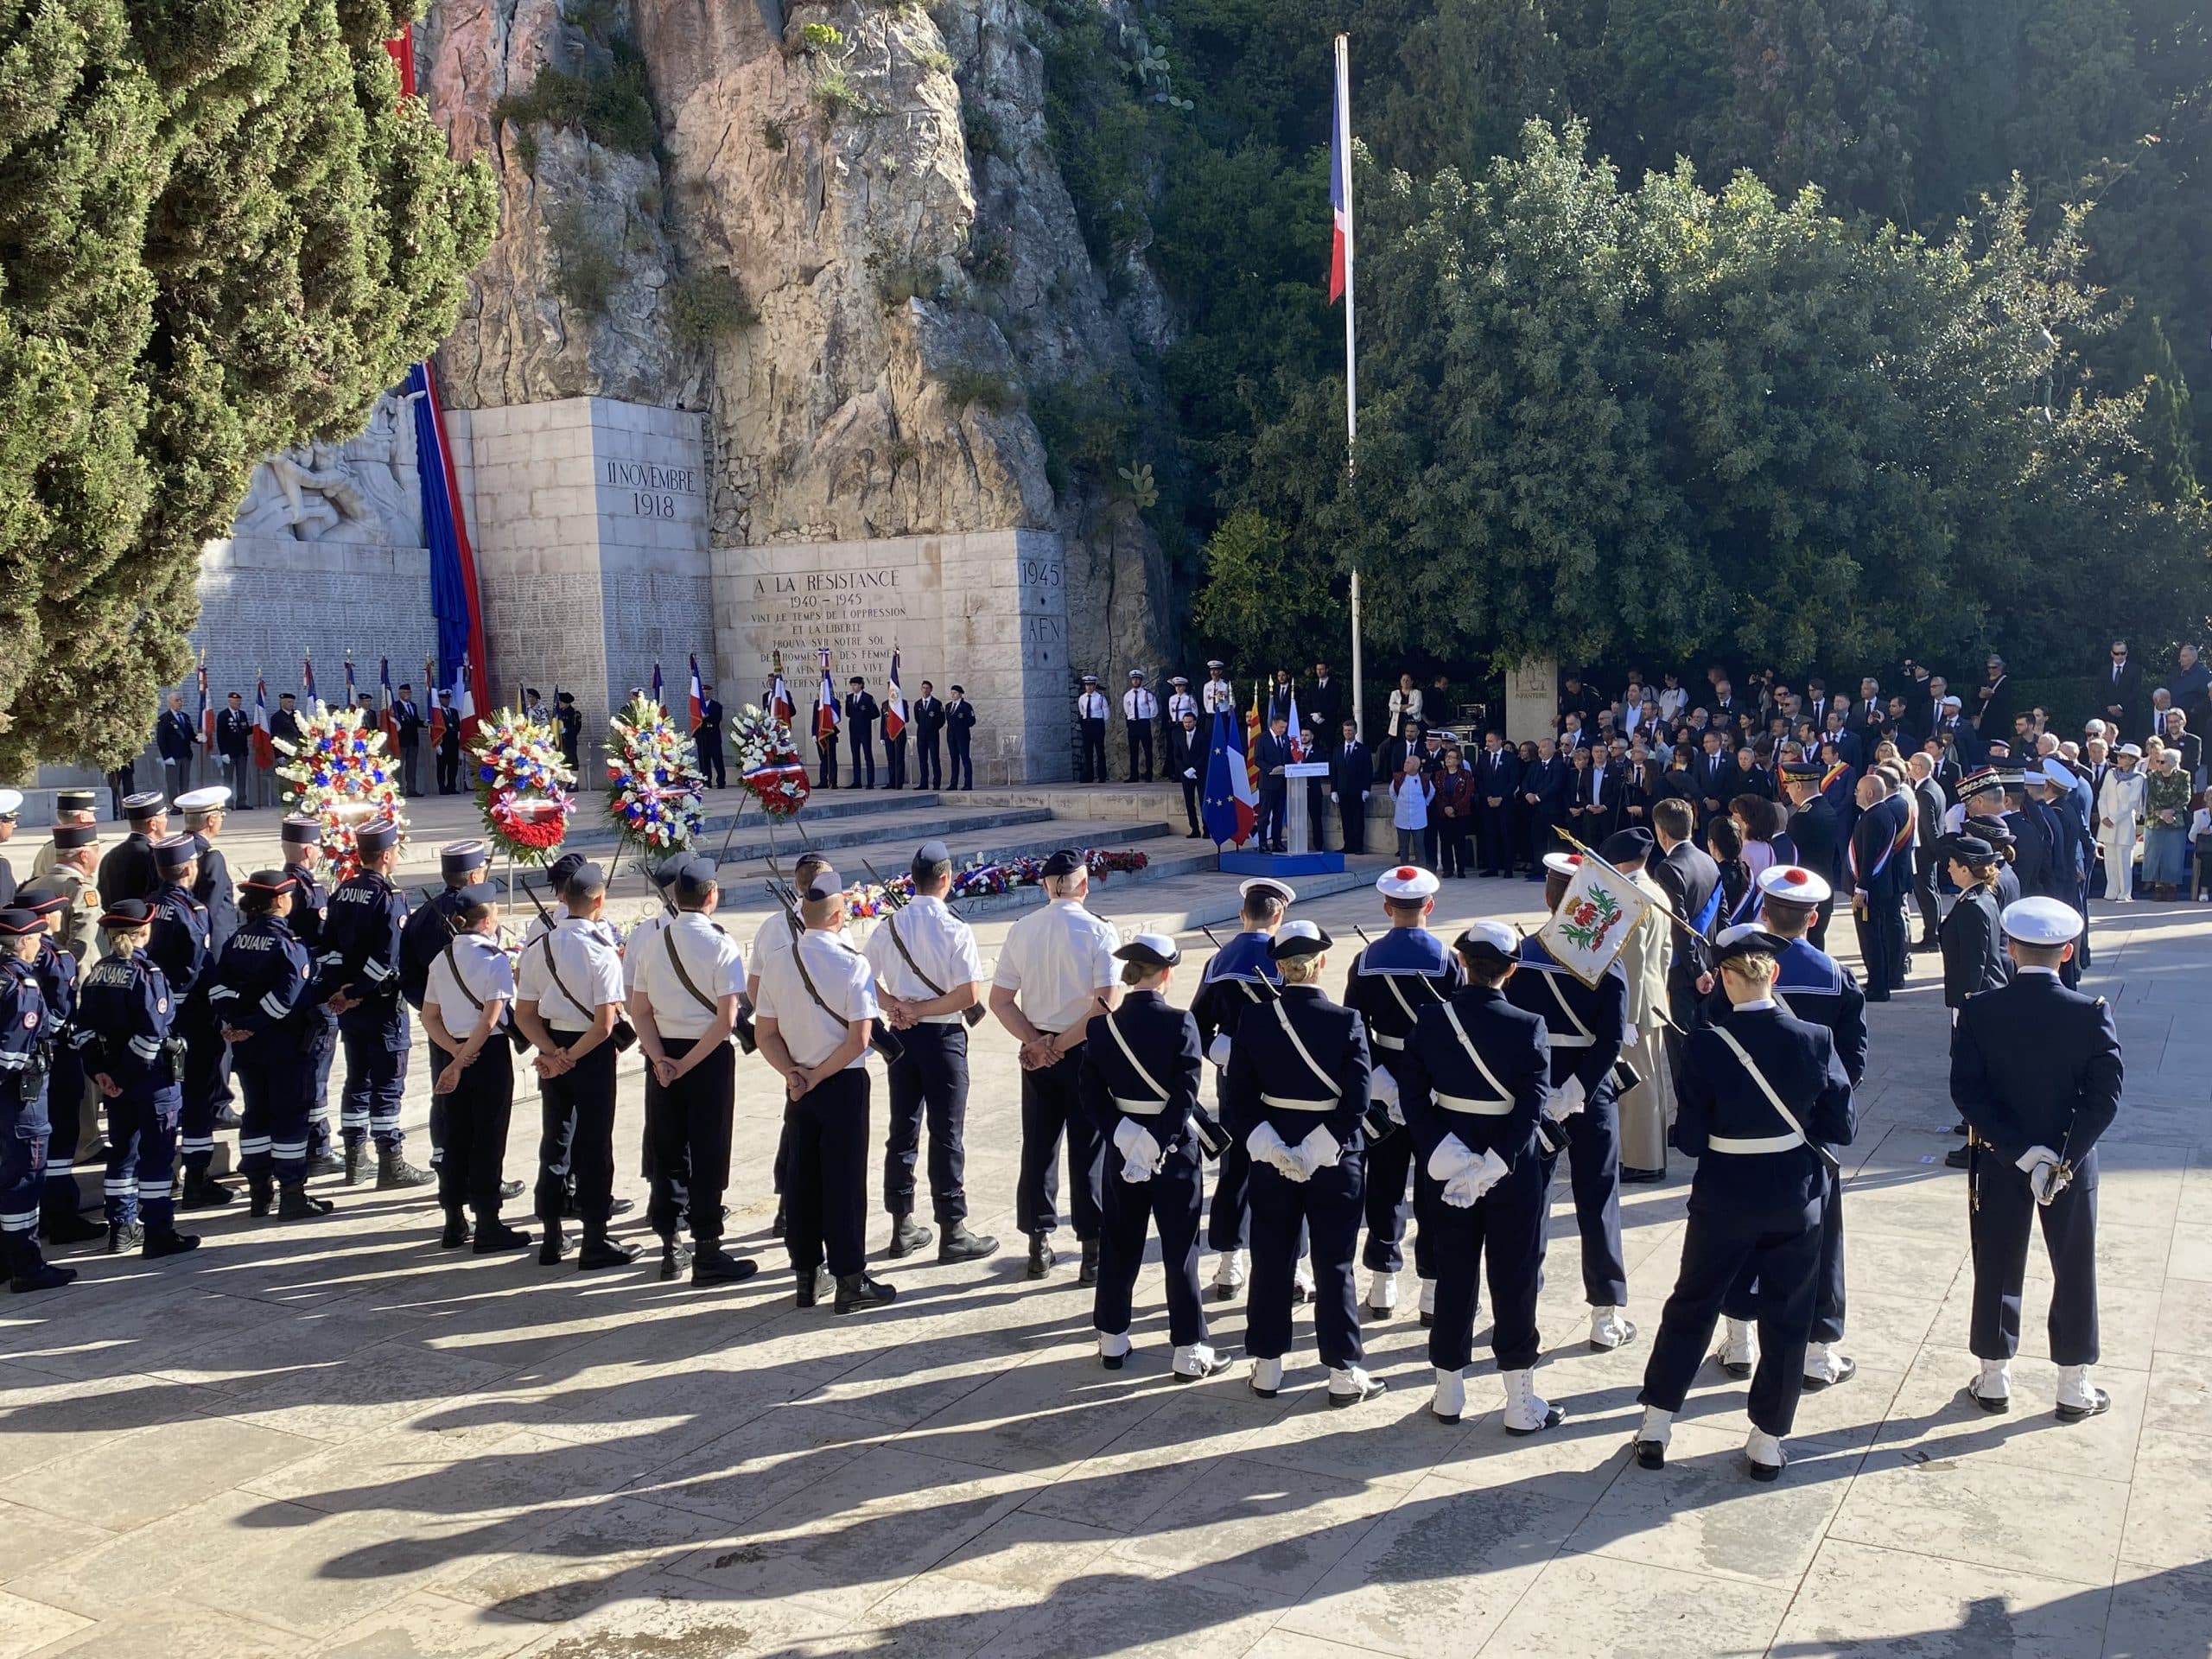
xmin=1938 ymin=832 xmax=2012 ymax=1159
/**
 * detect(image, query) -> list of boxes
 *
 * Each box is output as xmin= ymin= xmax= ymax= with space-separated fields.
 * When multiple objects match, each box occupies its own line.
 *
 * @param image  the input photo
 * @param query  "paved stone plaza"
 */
xmin=1 ymin=795 xmax=2208 ymax=1657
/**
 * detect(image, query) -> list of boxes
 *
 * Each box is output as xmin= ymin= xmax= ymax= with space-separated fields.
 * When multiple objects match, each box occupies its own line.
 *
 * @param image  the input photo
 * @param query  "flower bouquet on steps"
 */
xmin=472 ymin=708 xmax=576 ymax=864
xmin=272 ymin=700 xmax=408 ymax=882
xmin=606 ymin=694 xmax=708 ymax=856
xmin=733 ymin=703 xmax=810 ymax=821
xmin=845 ymin=848 xmax=1150 ymax=916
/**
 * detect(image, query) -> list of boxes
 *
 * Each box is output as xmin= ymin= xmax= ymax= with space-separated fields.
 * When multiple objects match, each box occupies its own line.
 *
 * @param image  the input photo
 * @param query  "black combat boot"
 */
xmin=834 ymin=1271 xmax=897 ymax=1313
xmin=277 ymin=1184 xmax=334 ymax=1220
xmin=377 ymin=1147 xmax=435 ymax=1190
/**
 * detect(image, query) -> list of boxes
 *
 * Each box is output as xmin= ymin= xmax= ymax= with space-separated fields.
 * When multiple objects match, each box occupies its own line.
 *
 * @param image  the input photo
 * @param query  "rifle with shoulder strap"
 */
xmin=772 ymin=886 xmax=905 ymax=1065
xmin=529 ymin=929 xmax=638 ymax=1052
xmin=439 ymin=937 xmax=532 ymax=1055
xmin=864 ymin=857 xmax=988 ymax=1028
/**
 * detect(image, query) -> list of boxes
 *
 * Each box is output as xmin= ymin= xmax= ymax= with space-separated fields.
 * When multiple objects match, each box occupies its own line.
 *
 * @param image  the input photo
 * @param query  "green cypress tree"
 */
xmin=0 ymin=0 xmax=493 ymax=773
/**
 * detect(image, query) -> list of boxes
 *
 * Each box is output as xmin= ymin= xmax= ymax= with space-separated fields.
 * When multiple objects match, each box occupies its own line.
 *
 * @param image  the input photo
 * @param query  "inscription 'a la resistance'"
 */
xmin=753 ymin=569 xmax=902 ymax=595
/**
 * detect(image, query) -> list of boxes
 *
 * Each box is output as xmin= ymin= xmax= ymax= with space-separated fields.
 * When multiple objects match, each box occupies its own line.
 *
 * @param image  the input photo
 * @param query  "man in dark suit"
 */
xmin=1172 ymin=709 xmax=1206 ymax=836
xmin=1473 ymin=730 xmax=1521 ymax=875
xmin=844 ymin=677 xmax=879 ymax=788
xmin=912 ymin=681 xmax=946 ymax=790
xmin=392 ymin=683 xmax=425 ymax=795
xmin=695 ymin=685 xmax=727 ymax=788
xmin=1974 ymin=656 xmax=2015 ymax=739
xmin=215 ymin=691 xmax=255 ymax=809
xmin=1845 ymin=677 xmax=1885 ymax=740
xmin=1908 ymin=754 xmax=1948 ymax=950
xmin=1692 ymin=728 xmax=1733 ymax=826
xmin=880 ymin=693 xmax=907 ymax=789
xmin=156 ymin=691 xmax=197 ymax=793
xmin=1377 ymin=716 xmax=1419 ymax=788
xmin=1951 ymin=897 xmax=2122 ymax=1421
xmin=1254 ymin=714 xmax=1294 ymax=852
xmin=1329 ymin=717 xmax=1372 ymax=854
xmin=2100 ymin=641 xmax=2144 ymax=741
xmin=1306 ymin=662 xmax=1344 ymax=736
xmin=1652 ymin=797 xmax=1722 ymax=1035
xmin=944 ymin=686 xmax=976 ymax=789
xmin=434 ymin=691 xmax=463 ymax=792
xmin=1518 ymin=738 xmax=1568 ymax=880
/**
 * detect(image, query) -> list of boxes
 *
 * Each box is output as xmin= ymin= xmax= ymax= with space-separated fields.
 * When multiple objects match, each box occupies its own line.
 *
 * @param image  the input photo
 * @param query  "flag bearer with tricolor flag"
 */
xmin=691 ymin=656 xmax=726 ymax=789
xmin=883 ymin=647 xmax=909 ymax=788
xmin=814 ymin=648 xmax=841 ymax=788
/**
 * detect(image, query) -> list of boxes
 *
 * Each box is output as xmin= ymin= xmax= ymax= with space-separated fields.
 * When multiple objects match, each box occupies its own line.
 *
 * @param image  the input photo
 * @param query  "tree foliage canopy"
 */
xmin=1034 ymin=0 xmax=2212 ymax=676
xmin=0 ymin=0 xmax=493 ymax=772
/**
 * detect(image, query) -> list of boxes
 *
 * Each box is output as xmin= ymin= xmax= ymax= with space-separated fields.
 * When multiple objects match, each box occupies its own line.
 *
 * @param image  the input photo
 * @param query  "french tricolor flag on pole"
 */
xmin=1327 ymin=37 xmax=1353 ymax=306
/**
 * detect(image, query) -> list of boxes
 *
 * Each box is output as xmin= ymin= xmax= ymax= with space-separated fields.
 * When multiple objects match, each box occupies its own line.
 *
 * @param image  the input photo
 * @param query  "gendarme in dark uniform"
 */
xmin=1395 ymin=921 xmax=1559 ymax=1430
xmin=1953 ymin=897 xmax=2121 ymax=1422
xmin=1079 ymin=933 xmax=1230 ymax=1380
xmin=1221 ymin=921 xmax=1383 ymax=1406
xmin=1343 ymin=865 xmax=1462 ymax=1324
xmin=1636 ymin=925 xmax=1855 ymax=1482
xmin=16 ymin=886 xmax=103 ymax=1246
xmin=318 ymin=816 xmax=430 ymax=1189
xmin=96 ymin=792 xmax=168 ymax=906
xmin=282 ymin=816 xmax=341 ymax=1171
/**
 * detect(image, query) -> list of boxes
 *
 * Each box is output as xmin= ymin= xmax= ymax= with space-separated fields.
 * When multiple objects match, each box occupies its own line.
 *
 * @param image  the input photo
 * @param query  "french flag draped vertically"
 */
xmin=687 ymin=654 xmax=706 ymax=731
xmin=1202 ymin=706 xmax=1259 ymax=847
xmin=816 ymin=648 xmax=840 ymax=743
xmin=652 ymin=660 xmax=665 ymax=712
xmin=1286 ymin=684 xmax=1306 ymax=760
xmin=766 ymin=650 xmax=795 ymax=724
xmin=884 ymin=648 xmax=906 ymax=741
xmin=344 ymin=656 xmax=357 ymax=709
xmin=425 ymin=656 xmax=445 ymax=751
xmin=1327 ymin=42 xmax=1352 ymax=304
xmin=410 ymin=361 xmax=490 ymax=709
xmin=252 ymin=677 xmax=275 ymax=770
xmin=378 ymin=658 xmax=398 ymax=749
xmin=197 ymin=661 xmax=213 ymax=749
xmin=302 ymin=652 xmax=316 ymax=705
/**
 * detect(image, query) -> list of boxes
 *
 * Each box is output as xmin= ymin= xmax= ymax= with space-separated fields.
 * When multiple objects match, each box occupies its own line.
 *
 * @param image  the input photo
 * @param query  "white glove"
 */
xmin=1468 ymin=1146 xmax=1510 ymax=1199
xmin=2015 ymin=1143 xmax=2063 ymax=1205
xmin=1297 ymin=1124 xmax=1343 ymax=1176
xmin=1370 ymin=1065 xmax=1405 ymax=1124
xmin=1426 ymin=1134 xmax=1480 ymax=1185
xmin=1543 ymin=1075 xmax=1587 ymax=1122
xmin=1206 ymin=1033 xmax=1232 ymax=1069
xmin=1330 ymin=791 xmax=1339 ymax=804
xmin=2031 ymin=1161 xmax=2068 ymax=1206
xmin=1440 ymin=1170 xmax=1481 ymax=1208
xmin=1273 ymin=1145 xmax=1311 ymax=1181
xmin=1113 ymin=1118 xmax=1162 ymax=1172
xmin=1121 ymin=1154 xmax=1154 ymax=1185
xmin=1248 ymin=1122 xmax=1301 ymax=1180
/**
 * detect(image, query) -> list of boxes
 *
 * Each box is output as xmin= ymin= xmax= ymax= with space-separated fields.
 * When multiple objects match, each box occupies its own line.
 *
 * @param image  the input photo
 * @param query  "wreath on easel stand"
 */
xmin=273 ymin=702 xmax=408 ymax=882
xmin=471 ymin=708 xmax=576 ymax=863
xmin=605 ymin=693 xmax=709 ymax=856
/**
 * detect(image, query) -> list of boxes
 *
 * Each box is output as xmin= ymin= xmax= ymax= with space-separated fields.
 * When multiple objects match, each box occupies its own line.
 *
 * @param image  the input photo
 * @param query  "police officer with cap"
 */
xmin=29 ymin=787 xmax=97 ymax=883
xmin=77 ymin=897 xmax=198 ymax=1257
xmin=207 ymin=870 xmax=331 ymax=1221
xmin=862 ymin=840 xmax=999 ymax=1263
xmin=420 ymin=880 xmax=530 ymax=1253
xmin=181 ymin=788 xmax=244 ymax=1135
xmin=40 ymin=818 xmax=100 ymax=965
xmin=0 ymin=906 xmax=73 ymax=1291
xmin=1779 ymin=762 xmax=1840 ymax=949
xmin=1708 ymin=864 xmax=1866 ymax=1391
xmin=1511 ymin=851 xmax=1636 ymax=1351
xmin=1344 ymin=864 xmax=1463 ymax=1325
xmin=1952 ymin=896 xmax=2120 ymax=1421
xmin=1192 ymin=875 xmax=1295 ymax=1301
xmin=515 ymin=859 xmax=639 ymax=1270
xmin=755 ymin=866 xmax=897 ymax=1311
xmin=280 ymin=816 xmax=343 ymax=1173
xmin=1397 ymin=919 xmax=1560 ymax=1430
xmin=1080 ymin=932 xmax=1230 ymax=1379
xmin=146 ymin=832 xmax=228 ymax=1208
xmin=401 ymin=838 xmax=496 ymax=1183
xmin=1201 ymin=660 xmax=1233 ymax=717
xmin=98 ymin=792 xmax=169 ymax=906
xmin=990 ymin=848 xmax=1121 ymax=1283
xmin=319 ymin=816 xmax=431 ymax=1190
xmin=630 ymin=856 xmax=759 ymax=1286
xmin=1635 ymin=925 xmax=1855 ymax=1481
xmin=16 ymin=884 xmax=102 ymax=1245
xmin=1224 ymin=920 xmax=1385 ymax=1406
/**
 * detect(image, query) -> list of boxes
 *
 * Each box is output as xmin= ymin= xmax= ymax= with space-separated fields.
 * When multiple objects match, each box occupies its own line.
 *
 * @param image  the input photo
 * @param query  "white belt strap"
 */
xmin=1708 ymin=1027 xmax=1808 ymax=1153
xmin=1540 ymin=971 xmax=1597 ymax=1048
xmin=1261 ymin=1092 xmax=1336 ymax=1112
xmin=1113 ymin=1095 xmax=1167 ymax=1117
xmin=1371 ymin=1032 xmax=1406 ymax=1051
xmin=1269 ymin=999 xmax=1342 ymax=1097
xmin=1435 ymin=1091 xmax=1515 ymax=1116
xmin=1104 ymin=1012 xmax=1170 ymax=1107
xmin=1440 ymin=1005 xmax=1514 ymax=1109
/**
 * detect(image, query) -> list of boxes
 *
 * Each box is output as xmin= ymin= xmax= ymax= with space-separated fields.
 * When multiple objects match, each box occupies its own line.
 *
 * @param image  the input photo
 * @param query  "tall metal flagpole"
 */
xmin=1337 ymin=32 xmax=1365 ymax=742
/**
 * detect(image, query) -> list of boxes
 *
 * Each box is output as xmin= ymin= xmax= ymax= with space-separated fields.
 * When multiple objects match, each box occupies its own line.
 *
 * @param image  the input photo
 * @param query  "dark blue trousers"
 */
xmin=1206 ymin=1138 xmax=1250 ymax=1251
xmin=1641 ymin=1199 xmax=1822 ymax=1435
xmin=783 ymin=1067 xmax=868 ymax=1277
xmin=1 ymin=1092 xmax=47 ymax=1243
xmin=105 ymin=1084 xmax=182 ymax=1232
xmin=1093 ymin=1136 xmax=1207 ymax=1347
xmin=1359 ymin=1122 xmax=1434 ymax=1278
xmin=233 ymin=1046 xmax=311 ymax=1186
xmin=1015 ymin=1049 xmax=1102 ymax=1242
xmin=339 ymin=1018 xmax=410 ymax=1148
xmin=435 ymin=1039 xmax=515 ymax=1217
xmin=1425 ymin=1158 xmax=1547 ymax=1372
xmin=1246 ymin=1147 xmax=1365 ymax=1370
xmin=177 ymin=1007 xmax=230 ymax=1173
xmin=1724 ymin=1169 xmax=1846 ymax=1343
xmin=1971 ymin=1152 xmax=2099 ymax=1366
xmin=882 ymin=1023 xmax=969 ymax=1224
xmin=1541 ymin=1087 xmax=1629 ymax=1306
xmin=306 ymin=1012 xmax=336 ymax=1154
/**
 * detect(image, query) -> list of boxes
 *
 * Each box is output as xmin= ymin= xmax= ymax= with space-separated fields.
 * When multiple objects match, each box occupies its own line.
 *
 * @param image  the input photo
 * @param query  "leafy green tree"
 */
xmin=0 ymin=0 xmax=493 ymax=772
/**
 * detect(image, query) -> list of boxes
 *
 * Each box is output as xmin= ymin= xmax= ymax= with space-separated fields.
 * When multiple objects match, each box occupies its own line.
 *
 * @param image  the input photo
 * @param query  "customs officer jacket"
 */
xmin=0 ymin=957 xmax=50 ymax=1122
xmin=399 ymin=887 xmax=470 ymax=1009
xmin=73 ymin=950 xmax=176 ymax=1096
xmin=1675 ymin=1006 xmax=1854 ymax=1225
xmin=148 ymin=883 xmax=211 ymax=1008
xmin=1078 ymin=988 xmax=1204 ymax=1147
xmin=1220 ymin=984 xmax=1373 ymax=1154
xmin=320 ymin=872 xmax=409 ymax=1036
xmin=1395 ymin=985 xmax=1550 ymax=1168
xmin=194 ymin=842 xmax=239 ymax=957
xmin=207 ymin=916 xmax=316 ymax=1049
xmin=1950 ymin=971 xmax=2122 ymax=1179
xmin=1505 ymin=938 xmax=1626 ymax=1099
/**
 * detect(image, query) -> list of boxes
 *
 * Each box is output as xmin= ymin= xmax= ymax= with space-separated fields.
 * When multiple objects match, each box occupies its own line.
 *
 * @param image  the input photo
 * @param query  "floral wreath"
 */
xmin=471 ymin=707 xmax=576 ymax=862
xmin=733 ymin=703 xmax=810 ymax=820
xmin=606 ymin=694 xmax=708 ymax=853
xmin=845 ymin=848 xmax=1147 ymax=917
xmin=272 ymin=701 xmax=407 ymax=882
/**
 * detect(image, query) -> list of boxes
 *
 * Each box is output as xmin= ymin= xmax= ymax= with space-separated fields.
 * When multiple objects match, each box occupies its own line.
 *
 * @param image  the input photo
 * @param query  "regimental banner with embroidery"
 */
xmin=1536 ymin=854 xmax=1651 ymax=988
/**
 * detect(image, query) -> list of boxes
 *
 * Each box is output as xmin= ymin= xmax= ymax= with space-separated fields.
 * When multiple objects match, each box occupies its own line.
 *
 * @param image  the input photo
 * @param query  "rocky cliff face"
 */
xmin=422 ymin=0 xmax=1176 ymax=707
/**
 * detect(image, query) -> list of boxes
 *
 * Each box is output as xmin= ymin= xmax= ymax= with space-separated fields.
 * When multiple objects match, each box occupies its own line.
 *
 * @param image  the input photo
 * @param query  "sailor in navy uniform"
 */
xmin=75 ymin=899 xmax=199 ymax=1258
xmin=281 ymin=817 xmax=342 ymax=1173
xmin=1510 ymin=853 xmax=1635 ymax=1351
xmin=1076 ymin=675 xmax=1109 ymax=784
xmin=207 ymin=871 xmax=332 ymax=1221
xmin=16 ymin=886 xmax=103 ymax=1247
xmin=0 ymin=908 xmax=73 ymax=1292
xmin=1080 ymin=934 xmax=1231 ymax=1380
xmin=1635 ymin=926 xmax=1855 ymax=1481
xmin=1192 ymin=877 xmax=1297 ymax=1301
xmin=1953 ymin=897 xmax=2122 ymax=1422
xmin=1395 ymin=920 xmax=1559 ymax=1429
xmin=319 ymin=816 xmax=432 ymax=1190
xmin=1710 ymin=869 xmax=1866 ymax=1392
xmin=400 ymin=839 xmax=494 ymax=1181
xmin=145 ymin=833 xmax=231 ymax=1210
xmin=1222 ymin=922 xmax=1384 ymax=1405
xmin=1344 ymin=865 xmax=1463 ymax=1327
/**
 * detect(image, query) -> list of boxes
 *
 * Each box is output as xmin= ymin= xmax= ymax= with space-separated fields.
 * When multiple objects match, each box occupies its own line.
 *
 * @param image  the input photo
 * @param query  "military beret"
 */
xmin=1115 ymin=932 xmax=1180 ymax=969
xmin=2000 ymin=896 xmax=2081 ymax=946
xmin=1040 ymin=849 xmax=1085 ymax=879
xmin=440 ymin=838 xmax=491 ymax=880
xmin=1453 ymin=920 xmax=1519 ymax=964
xmin=1268 ymin=920 xmax=1330 ymax=962
xmin=1756 ymin=864 xmax=1832 ymax=906
xmin=153 ymin=834 xmax=197 ymax=874
xmin=1376 ymin=866 xmax=1438 ymax=901
xmin=354 ymin=817 xmax=401 ymax=856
